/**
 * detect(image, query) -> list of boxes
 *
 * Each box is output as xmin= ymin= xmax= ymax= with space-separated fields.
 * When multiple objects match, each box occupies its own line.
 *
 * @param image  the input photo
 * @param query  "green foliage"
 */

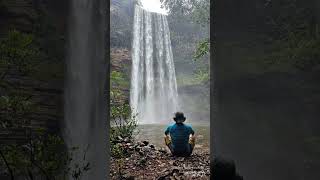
xmin=264 ymin=32 xmax=320 ymax=71
xmin=190 ymin=0 xmax=210 ymax=26
xmin=221 ymin=0 xmax=320 ymax=73
xmin=1 ymin=132 xmax=66 ymax=178
xmin=160 ymin=0 xmax=210 ymax=79
xmin=111 ymin=1 xmax=134 ymax=48
xmin=111 ymin=70 xmax=129 ymax=88
xmin=110 ymin=143 xmax=126 ymax=159
xmin=0 ymin=130 xmax=91 ymax=180
xmin=110 ymin=103 xmax=138 ymax=158
xmin=111 ymin=103 xmax=132 ymax=124
xmin=31 ymin=131 xmax=69 ymax=178
xmin=177 ymin=67 xmax=209 ymax=86
xmin=110 ymin=102 xmax=138 ymax=143
xmin=110 ymin=70 xmax=129 ymax=106
xmin=256 ymin=0 xmax=320 ymax=71
xmin=110 ymin=70 xmax=138 ymax=158
xmin=161 ymin=0 xmax=208 ymax=18
xmin=0 ymin=95 xmax=90 ymax=179
xmin=0 ymin=95 xmax=35 ymax=128
xmin=193 ymin=39 xmax=210 ymax=60
xmin=194 ymin=69 xmax=209 ymax=83
xmin=0 ymin=30 xmax=40 ymax=78
xmin=110 ymin=89 xmax=123 ymax=105
xmin=110 ymin=68 xmax=136 ymax=147
xmin=264 ymin=0 xmax=314 ymax=41
xmin=176 ymin=74 xmax=197 ymax=86
xmin=161 ymin=0 xmax=209 ymax=30
xmin=114 ymin=158 xmax=125 ymax=178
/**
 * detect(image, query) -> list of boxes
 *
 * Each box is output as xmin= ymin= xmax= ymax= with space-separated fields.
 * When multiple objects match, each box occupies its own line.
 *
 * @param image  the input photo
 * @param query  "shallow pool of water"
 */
xmin=134 ymin=124 xmax=210 ymax=151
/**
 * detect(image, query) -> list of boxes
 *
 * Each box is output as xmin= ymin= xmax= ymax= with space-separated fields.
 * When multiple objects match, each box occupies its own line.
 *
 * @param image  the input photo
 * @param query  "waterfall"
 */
xmin=65 ymin=0 xmax=107 ymax=179
xmin=130 ymin=5 xmax=179 ymax=124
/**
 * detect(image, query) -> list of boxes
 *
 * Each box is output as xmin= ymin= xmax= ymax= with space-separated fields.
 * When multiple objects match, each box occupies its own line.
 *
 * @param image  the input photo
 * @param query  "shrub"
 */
xmin=0 ymin=129 xmax=90 ymax=180
xmin=110 ymin=102 xmax=138 ymax=158
xmin=111 ymin=103 xmax=137 ymax=140
xmin=110 ymin=86 xmax=138 ymax=158
xmin=0 ymin=95 xmax=34 ymax=128
xmin=0 ymin=30 xmax=40 ymax=78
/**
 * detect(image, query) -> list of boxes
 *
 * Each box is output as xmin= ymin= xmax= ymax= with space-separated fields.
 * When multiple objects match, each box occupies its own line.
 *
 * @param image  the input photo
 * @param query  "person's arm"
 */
xmin=189 ymin=126 xmax=196 ymax=149
xmin=165 ymin=126 xmax=170 ymax=135
xmin=164 ymin=126 xmax=171 ymax=146
xmin=189 ymin=126 xmax=195 ymax=135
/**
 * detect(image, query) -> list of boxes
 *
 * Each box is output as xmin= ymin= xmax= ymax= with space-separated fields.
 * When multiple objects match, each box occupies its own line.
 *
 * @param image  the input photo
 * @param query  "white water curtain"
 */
xmin=130 ymin=5 xmax=179 ymax=124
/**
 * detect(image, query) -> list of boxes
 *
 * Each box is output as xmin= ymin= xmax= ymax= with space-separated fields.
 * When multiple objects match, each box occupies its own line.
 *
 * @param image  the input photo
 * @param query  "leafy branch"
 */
xmin=193 ymin=39 xmax=210 ymax=60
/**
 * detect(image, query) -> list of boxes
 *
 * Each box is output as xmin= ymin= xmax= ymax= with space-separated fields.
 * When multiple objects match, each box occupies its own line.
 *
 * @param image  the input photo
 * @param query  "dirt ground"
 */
xmin=110 ymin=140 xmax=210 ymax=180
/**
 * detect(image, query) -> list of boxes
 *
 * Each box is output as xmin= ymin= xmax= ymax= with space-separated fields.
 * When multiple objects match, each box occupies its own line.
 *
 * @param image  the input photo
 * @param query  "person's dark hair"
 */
xmin=173 ymin=112 xmax=186 ymax=122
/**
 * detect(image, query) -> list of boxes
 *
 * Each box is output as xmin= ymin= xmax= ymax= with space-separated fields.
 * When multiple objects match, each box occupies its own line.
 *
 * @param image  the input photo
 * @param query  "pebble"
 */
xmin=142 ymin=140 xmax=149 ymax=146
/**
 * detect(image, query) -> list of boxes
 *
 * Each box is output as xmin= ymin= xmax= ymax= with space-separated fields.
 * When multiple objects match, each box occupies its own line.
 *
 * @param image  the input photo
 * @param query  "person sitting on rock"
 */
xmin=164 ymin=112 xmax=196 ymax=157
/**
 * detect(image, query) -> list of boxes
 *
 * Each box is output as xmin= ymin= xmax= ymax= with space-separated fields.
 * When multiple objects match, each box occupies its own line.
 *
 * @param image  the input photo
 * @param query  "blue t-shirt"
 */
xmin=165 ymin=123 xmax=195 ymax=153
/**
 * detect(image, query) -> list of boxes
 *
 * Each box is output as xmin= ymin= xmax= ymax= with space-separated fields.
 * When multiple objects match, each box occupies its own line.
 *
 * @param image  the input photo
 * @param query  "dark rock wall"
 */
xmin=213 ymin=0 xmax=320 ymax=179
xmin=0 ymin=0 xmax=69 ymax=142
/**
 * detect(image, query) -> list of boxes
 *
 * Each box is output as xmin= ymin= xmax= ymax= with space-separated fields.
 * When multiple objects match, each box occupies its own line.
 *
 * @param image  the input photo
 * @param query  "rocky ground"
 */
xmin=110 ymin=138 xmax=210 ymax=180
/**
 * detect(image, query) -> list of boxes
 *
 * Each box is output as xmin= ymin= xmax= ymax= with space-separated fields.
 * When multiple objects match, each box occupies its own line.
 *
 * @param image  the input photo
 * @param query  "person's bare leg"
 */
xmin=188 ymin=135 xmax=196 ymax=155
xmin=164 ymin=135 xmax=174 ymax=153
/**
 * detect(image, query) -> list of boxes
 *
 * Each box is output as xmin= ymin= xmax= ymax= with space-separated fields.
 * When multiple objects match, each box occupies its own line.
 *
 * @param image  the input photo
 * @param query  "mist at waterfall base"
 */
xmin=130 ymin=5 xmax=180 ymax=124
xmin=64 ymin=0 xmax=107 ymax=179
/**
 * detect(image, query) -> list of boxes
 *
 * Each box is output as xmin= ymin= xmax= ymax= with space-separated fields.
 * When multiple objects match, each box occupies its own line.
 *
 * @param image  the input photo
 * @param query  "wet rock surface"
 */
xmin=110 ymin=138 xmax=210 ymax=180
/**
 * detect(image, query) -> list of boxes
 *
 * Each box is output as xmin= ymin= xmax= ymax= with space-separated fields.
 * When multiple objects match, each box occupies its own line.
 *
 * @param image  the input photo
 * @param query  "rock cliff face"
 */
xmin=110 ymin=0 xmax=134 ymax=48
xmin=0 ymin=0 xmax=68 ymax=36
xmin=0 ymin=0 xmax=37 ymax=34
xmin=111 ymin=48 xmax=132 ymax=102
xmin=110 ymin=0 xmax=135 ymax=103
xmin=0 ymin=0 xmax=69 ymax=142
xmin=3 ymin=74 xmax=63 ymax=129
xmin=0 ymin=0 xmax=133 ymax=142
xmin=111 ymin=48 xmax=131 ymax=73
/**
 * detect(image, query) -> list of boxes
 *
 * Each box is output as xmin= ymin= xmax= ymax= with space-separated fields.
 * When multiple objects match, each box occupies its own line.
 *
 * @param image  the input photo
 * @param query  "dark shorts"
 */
xmin=168 ymin=143 xmax=193 ymax=157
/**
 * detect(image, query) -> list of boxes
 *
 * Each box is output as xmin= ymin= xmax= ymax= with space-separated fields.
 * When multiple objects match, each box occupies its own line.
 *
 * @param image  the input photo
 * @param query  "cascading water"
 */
xmin=65 ymin=0 xmax=107 ymax=179
xmin=130 ymin=5 xmax=179 ymax=124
